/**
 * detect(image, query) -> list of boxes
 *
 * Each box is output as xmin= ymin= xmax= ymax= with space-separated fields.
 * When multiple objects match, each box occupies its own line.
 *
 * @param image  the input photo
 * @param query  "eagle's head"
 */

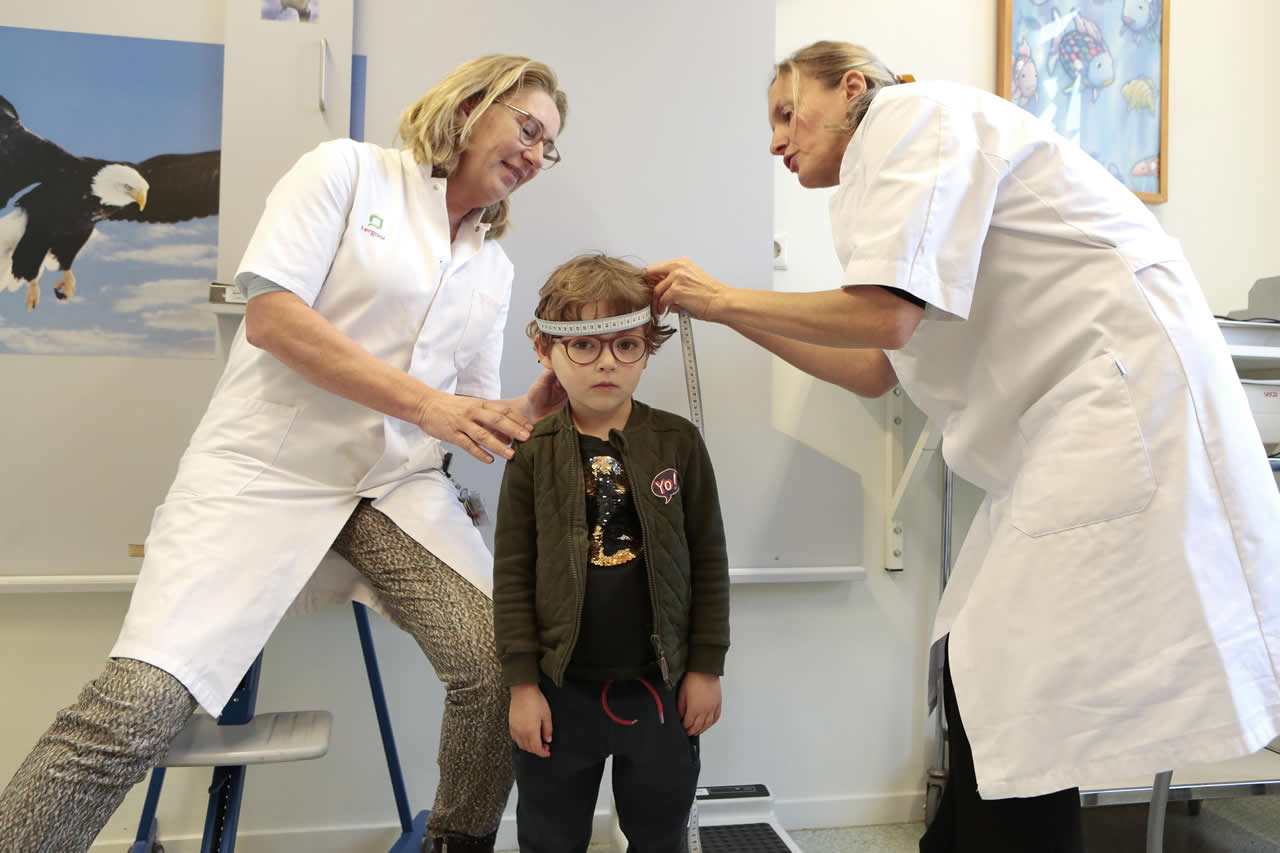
xmin=91 ymin=163 xmax=149 ymax=212
xmin=281 ymin=0 xmax=313 ymax=18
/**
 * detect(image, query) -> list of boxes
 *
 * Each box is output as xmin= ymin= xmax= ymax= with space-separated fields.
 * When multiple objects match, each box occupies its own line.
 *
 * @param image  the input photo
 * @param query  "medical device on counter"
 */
xmin=1227 ymin=275 xmax=1280 ymax=323
xmin=1224 ymin=275 xmax=1280 ymax=455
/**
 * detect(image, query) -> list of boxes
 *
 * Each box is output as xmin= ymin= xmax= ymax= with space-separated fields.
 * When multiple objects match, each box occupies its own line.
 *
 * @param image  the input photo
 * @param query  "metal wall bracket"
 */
xmin=884 ymin=387 xmax=939 ymax=571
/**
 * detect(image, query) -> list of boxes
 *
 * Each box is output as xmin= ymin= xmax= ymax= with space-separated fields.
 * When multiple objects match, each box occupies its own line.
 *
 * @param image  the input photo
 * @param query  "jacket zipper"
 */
xmin=558 ymin=426 xmax=587 ymax=685
xmin=614 ymin=432 xmax=671 ymax=688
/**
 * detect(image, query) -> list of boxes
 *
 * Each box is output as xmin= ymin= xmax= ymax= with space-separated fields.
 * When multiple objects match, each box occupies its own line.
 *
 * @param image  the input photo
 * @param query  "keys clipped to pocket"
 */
xmin=457 ymin=487 xmax=488 ymax=528
xmin=443 ymin=452 xmax=488 ymax=528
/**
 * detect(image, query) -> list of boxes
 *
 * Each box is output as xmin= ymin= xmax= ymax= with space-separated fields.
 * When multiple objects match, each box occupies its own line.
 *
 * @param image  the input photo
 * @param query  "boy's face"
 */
xmin=536 ymin=301 xmax=649 ymax=420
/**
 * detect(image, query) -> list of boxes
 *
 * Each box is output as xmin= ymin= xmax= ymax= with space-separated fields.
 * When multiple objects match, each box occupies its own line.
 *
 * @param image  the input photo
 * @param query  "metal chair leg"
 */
xmin=1146 ymin=770 xmax=1173 ymax=853
xmin=128 ymin=768 xmax=166 ymax=852
xmin=353 ymin=603 xmax=430 ymax=852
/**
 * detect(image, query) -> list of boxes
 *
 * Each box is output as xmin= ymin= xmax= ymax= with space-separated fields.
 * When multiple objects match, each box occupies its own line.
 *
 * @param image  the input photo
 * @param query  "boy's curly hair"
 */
xmin=527 ymin=253 xmax=676 ymax=355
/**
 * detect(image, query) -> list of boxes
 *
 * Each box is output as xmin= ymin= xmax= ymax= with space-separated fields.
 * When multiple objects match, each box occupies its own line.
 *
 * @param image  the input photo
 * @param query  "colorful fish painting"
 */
xmin=1131 ymin=155 xmax=1160 ymax=178
xmin=1048 ymin=9 xmax=1116 ymax=103
xmin=1122 ymin=0 xmax=1163 ymax=40
xmin=1011 ymin=39 xmax=1040 ymax=107
xmin=1121 ymin=77 xmax=1158 ymax=112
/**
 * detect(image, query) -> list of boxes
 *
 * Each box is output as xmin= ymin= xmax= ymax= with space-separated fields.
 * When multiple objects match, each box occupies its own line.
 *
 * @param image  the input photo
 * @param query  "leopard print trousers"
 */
xmin=0 ymin=499 xmax=511 ymax=851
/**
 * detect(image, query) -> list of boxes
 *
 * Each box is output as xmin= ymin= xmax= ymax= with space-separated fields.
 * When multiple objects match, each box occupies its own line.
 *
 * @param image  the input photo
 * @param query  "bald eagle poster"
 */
xmin=0 ymin=26 xmax=222 ymax=358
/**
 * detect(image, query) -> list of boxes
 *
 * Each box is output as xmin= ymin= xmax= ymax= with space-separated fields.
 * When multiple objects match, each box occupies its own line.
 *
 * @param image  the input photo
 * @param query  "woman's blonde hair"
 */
xmin=775 ymin=41 xmax=902 ymax=135
xmin=396 ymin=55 xmax=568 ymax=239
xmin=527 ymin=254 xmax=676 ymax=355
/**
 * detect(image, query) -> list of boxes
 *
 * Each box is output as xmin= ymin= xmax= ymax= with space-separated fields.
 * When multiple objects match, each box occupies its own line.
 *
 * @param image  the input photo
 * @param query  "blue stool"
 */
xmin=129 ymin=602 xmax=429 ymax=852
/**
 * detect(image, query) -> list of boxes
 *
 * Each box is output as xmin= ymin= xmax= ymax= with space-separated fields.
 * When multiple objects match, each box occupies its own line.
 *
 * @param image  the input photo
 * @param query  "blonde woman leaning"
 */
xmin=650 ymin=40 xmax=1280 ymax=853
xmin=0 ymin=55 xmax=568 ymax=853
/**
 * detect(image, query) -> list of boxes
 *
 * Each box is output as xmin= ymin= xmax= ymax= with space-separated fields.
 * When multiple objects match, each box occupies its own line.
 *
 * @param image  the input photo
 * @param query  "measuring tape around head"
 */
xmin=534 ymin=306 xmax=706 ymax=436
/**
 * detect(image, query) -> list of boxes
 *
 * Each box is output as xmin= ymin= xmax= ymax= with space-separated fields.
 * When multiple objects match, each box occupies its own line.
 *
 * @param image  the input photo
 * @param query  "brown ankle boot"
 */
xmin=425 ymin=831 xmax=498 ymax=853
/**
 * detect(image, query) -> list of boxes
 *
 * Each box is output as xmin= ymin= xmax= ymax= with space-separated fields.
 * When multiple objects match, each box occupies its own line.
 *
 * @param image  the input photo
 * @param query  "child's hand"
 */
xmin=678 ymin=672 xmax=722 ymax=735
xmin=509 ymin=683 xmax=553 ymax=757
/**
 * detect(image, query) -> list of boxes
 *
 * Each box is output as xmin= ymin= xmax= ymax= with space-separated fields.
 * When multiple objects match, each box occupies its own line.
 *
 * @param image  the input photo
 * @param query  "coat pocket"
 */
xmin=1011 ymin=354 xmax=1157 ymax=537
xmin=169 ymin=397 xmax=299 ymax=498
xmin=453 ymin=287 xmax=503 ymax=374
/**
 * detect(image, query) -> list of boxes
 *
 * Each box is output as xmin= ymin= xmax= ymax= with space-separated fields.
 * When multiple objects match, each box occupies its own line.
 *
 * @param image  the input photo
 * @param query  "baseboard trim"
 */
xmin=89 ymin=793 xmax=923 ymax=851
xmin=89 ymin=811 xmax=612 ymax=852
xmin=775 ymin=791 xmax=926 ymax=830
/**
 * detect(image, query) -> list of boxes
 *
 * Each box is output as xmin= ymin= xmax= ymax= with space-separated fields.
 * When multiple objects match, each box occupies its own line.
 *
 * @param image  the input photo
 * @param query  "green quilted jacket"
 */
xmin=493 ymin=400 xmax=730 ymax=688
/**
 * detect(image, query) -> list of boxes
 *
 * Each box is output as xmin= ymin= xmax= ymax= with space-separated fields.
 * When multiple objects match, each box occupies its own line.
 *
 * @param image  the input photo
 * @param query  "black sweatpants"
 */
xmin=920 ymin=655 xmax=1083 ymax=853
xmin=513 ymin=675 xmax=700 ymax=853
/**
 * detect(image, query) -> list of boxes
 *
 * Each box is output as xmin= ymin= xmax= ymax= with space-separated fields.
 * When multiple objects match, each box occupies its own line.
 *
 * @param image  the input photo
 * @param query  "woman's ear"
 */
xmin=457 ymin=94 xmax=482 ymax=122
xmin=842 ymin=69 xmax=867 ymax=101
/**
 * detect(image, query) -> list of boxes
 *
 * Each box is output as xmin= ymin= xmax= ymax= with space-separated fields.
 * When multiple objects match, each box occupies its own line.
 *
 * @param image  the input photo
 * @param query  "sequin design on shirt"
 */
xmin=585 ymin=454 xmax=643 ymax=567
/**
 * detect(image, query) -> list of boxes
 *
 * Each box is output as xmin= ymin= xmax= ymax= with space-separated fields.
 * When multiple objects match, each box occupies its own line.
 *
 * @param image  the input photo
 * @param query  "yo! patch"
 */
xmin=651 ymin=468 xmax=680 ymax=504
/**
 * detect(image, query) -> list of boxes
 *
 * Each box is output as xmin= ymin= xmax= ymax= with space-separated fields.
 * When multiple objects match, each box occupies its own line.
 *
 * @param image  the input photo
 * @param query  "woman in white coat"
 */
xmin=649 ymin=40 xmax=1280 ymax=852
xmin=0 ymin=55 xmax=567 ymax=853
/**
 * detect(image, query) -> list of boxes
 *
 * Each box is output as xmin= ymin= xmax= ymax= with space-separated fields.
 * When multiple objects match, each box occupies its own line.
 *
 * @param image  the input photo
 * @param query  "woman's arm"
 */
xmin=732 ymin=323 xmax=900 ymax=398
xmin=648 ymin=258 xmax=922 ymax=350
xmin=245 ymin=290 xmax=532 ymax=462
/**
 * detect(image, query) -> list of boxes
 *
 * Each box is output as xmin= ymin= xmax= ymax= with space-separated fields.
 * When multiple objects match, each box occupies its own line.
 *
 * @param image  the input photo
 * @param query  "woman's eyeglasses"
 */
xmin=495 ymin=101 xmax=561 ymax=169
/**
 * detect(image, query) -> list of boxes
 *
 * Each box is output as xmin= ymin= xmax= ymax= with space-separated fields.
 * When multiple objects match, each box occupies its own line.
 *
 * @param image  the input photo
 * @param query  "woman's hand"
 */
xmin=509 ymin=683 xmax=553 ymax=757
xmin=678 ymin=672 xmax=722 ymax=735
xmin=523 ymin=368 xmax=567 ymax=423
xmin=415 ymin=389 xmax=532 ymax=464
xmin=646 ymin=258 xmax=730 ymax=321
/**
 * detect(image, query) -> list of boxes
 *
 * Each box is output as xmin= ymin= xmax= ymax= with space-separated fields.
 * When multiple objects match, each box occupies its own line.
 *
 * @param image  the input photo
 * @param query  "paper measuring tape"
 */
xmin=533 ymin=306 xmax=652 ymax=336
xmin=678 ymin=310 xmax=704 ymax=437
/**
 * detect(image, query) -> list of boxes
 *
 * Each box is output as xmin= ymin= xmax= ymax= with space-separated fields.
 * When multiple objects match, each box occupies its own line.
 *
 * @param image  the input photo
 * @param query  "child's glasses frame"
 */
xmin=559 ymin=334 xmax=648 ymax=365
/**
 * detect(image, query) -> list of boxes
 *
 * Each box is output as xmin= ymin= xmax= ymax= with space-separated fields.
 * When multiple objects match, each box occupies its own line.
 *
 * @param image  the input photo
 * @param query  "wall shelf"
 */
xmin=0 ymin=564 xmax=866 ymax=594
xmin=0 ymin=575 xmax=139 ymax=594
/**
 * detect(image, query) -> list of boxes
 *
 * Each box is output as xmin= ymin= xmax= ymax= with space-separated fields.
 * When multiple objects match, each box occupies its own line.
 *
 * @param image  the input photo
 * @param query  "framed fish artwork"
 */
xmin=997 ymin=0 xmax=1170 ymax=203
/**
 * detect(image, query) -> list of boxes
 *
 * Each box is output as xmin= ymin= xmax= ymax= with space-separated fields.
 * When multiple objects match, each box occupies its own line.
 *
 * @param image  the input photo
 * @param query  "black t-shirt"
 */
xmin=565 ymin=433 xmax=656 ymax=680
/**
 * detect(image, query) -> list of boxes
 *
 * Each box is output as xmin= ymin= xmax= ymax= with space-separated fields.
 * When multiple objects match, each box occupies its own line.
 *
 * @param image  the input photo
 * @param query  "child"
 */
xmin=493 ymin=254 xmax=730 ymax=852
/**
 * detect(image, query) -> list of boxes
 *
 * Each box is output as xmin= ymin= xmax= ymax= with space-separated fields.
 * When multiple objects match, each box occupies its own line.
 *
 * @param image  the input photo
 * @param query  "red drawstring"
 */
xmin=601 ymin=678 xmax=665 ymax=725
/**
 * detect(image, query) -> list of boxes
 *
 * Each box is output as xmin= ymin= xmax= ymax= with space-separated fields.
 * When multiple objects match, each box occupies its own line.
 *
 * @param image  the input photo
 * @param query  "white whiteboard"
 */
xmin=1 ymin=0 xmax=869 ymax=582
xmin=356 ymin=0 xmax=866 ymax=568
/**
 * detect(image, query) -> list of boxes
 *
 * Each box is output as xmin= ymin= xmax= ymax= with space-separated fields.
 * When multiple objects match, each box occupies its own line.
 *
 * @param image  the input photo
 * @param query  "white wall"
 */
xmin=2 ymin=2 xmax=1278 ymax=852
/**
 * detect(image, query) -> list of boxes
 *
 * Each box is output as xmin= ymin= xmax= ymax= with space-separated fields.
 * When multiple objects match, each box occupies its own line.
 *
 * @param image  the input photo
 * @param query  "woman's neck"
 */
xmin=445 ymin=185 xmax=468 ymax=242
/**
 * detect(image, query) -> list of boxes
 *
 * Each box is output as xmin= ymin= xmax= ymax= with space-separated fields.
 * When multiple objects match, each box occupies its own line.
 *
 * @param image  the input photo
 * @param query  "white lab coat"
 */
xmin=830 ymin=82 xmax=1280 ymax=799
xmin=111 ymin=140 xmax=513 ymax=715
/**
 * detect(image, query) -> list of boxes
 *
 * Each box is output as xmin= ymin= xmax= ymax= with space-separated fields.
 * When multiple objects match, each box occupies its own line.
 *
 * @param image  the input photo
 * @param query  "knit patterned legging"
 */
xmin=0 ymin=499 xmax=511 ymax=851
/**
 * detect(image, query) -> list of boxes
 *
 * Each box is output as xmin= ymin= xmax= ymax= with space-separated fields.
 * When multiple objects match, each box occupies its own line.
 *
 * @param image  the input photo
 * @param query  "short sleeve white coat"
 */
xmin=111 ymin=140 xmax=513 ymax=714
xmin=830 ymin=83 xmax=1280 ymax=798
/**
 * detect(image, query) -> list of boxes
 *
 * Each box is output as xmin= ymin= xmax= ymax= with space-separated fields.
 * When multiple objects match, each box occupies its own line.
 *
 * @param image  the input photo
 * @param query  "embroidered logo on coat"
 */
xmin=651 ymin=468 xmax=680 ymax=504
xmin=360 ymin=213 xmax=387 ymax=240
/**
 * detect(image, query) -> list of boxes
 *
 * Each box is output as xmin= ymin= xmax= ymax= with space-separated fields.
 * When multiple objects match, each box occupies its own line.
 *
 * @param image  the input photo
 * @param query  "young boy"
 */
xmin=493 ymin=254 xmax=730 ymax=852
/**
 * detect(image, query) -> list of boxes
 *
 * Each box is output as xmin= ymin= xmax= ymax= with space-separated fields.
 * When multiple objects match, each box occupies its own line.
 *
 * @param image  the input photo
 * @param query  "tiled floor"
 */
xmin=790 ymin=797 xmax=1280 ymax=852
xmin=790 ymin=823 xmax=922 ymax=852
xmin=517 ymin=796 xmax=1280 ymax=852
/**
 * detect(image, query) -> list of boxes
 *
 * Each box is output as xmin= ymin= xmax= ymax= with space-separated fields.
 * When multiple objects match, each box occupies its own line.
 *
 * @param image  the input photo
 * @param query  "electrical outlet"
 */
xmin=773 ymin=233 xmax=788 ymax=270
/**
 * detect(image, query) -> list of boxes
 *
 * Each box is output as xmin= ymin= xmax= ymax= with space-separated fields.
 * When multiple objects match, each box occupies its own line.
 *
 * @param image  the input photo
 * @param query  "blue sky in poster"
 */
xmin=0 ymin=25 xmax=223 ymax=357
xmin=1008 ymin=0 xmax=1163 ymax=196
